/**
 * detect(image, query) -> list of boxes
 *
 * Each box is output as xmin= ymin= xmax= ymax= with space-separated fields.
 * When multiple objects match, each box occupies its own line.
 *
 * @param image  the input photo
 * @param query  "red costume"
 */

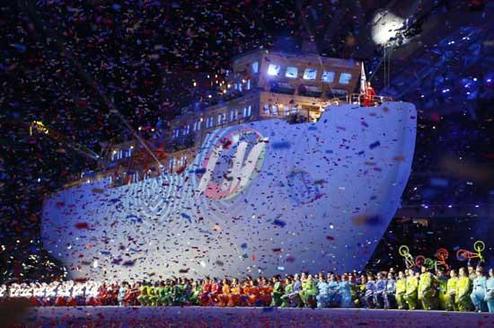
xmin=362 ymin=85 xmax=376 ymax=107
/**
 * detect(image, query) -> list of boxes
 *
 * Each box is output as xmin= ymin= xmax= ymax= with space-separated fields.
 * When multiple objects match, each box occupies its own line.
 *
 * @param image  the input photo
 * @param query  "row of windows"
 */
xmin=172 ymin=106 xmax=253 ymax=138
xmin=169 ymin=155 xmax=188 ymax=170
xmin=110 ymin=147 xmax=133 ymax=161
xmin=263 ymin=104 xmax=298 ymax=116
xmin=266 ymin=63 xmax=352 ymax=84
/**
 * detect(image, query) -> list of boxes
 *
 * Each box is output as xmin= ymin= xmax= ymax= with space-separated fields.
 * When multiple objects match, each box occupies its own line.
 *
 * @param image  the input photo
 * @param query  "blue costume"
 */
xmin=339 ymin=281 xmax=353 ymax=308
xmin=384 ymin=278 xmax=396 ymax=309
xmin=484 ymin=277 xmax=494 ymax=313
xmin=364 ymin=280 xmax=376 ymax=308
xmin=327 ymin=281 xmax=340 ymax=307
xmin=374 ymin=278 xmax=387 ymax=308
xmin=316 ymin=281 xmax=330 ymax=308
xmin=470 ymin=275 xmax=488 ymax=312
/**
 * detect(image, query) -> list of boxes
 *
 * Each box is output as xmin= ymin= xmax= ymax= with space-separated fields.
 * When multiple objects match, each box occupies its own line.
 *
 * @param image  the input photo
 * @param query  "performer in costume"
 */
xmin=456 ymin=267 xmax=473 ymax=311
xmin=468 ymin=265 xmax=477 ymax=282
xmin=404 ymin=269 xmax=419 ymax=310
xmin=124 ymin=282 xmax=140 ymax=306
xmin=316 ymin=273 xmax=330 ymax=308
xmin=327 ymin=273 xmax=341 ymax=307
xmin=209 ymin=278 xmax=221 ymax=305
xmin=117 ymin=282 xmax=128 ymax=306
xmin=364 ymin=273 xmax=376 ymax=308
xmin=280 ymin=277 xmax=294 ymax=307
xmin=199 ymin=278 xmax=212 ymax=306
xmin=485 ymin=268 xmax=494 ymax=313
xmin=137 ymin=283 xmax=150 ymax=306
xmin=270 ymin=276 xmax=283 ymax=307
xmin=228 ymin=278 xmax=242 ymax=307
xmin=418 ymin=266 xmax=436 ymax=310
xmin=355 ymin=275 xmax=367 ymax=308
xmin=435 ymin=269 xmax=448 ymax=310
xmin=446 ymin=269 xmax=458 ymax=311
xmin=251 ymin=280 xmax=262 ymax=306
xmin=384 ymin=271 xmax=396 ymax=309
xmin=299 ymin=274 xmax=317 ymax=307
xmin=374 ymin=272 xmax=387 ymax=308
xmin=470 ymin=266 xmax=487 ymax=312
xmin=362 ymin=81 xmax=377 ymax=106
xmin=288 ymin=274 xmax=302 ymax=307
xmin=339 ymin=274 xmax=353 ymax=308
xmin=218 ymin=279 xmax=231 ymax=307
xmin=258 ymin=277 xmax=272 ymax=306
xmin=188 ymin=280 xmax=200 ymax=305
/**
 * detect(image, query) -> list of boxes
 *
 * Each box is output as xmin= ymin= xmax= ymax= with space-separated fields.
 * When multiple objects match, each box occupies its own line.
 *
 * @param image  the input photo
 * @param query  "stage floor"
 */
xmin=17 ymin=306 xmax=494 ymax=327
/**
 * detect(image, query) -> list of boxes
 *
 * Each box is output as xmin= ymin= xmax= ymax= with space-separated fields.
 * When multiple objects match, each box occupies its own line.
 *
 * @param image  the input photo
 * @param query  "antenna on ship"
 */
xmin=360 ymin=62 xmax=367 ymax=94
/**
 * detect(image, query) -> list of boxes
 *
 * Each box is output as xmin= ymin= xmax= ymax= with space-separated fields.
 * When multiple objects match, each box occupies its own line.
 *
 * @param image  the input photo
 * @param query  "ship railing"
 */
xmin=349 ymin=93 xmax=394 ymax=106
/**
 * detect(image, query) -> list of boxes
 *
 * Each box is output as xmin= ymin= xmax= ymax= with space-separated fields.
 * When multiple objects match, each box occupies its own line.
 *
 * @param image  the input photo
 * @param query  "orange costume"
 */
xmin=244 ymin=282 xmax=260 ymax=306
xmin=228 ymin=284 xmax=242 ymax=307
xmin=259 ymin=284 xmax=273 ymax=306
xmin=218 ymin=283 xmax=231 ymax=307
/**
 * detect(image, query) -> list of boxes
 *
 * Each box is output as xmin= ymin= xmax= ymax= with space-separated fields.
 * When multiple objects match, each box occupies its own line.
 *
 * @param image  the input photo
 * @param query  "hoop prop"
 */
xmin=456 ymin=240 xmax=485 ymax=263
xmin=398 ymin=245 xmax=415 ymax=269
xmin=434 ymin=248 xmax=449 ymax=271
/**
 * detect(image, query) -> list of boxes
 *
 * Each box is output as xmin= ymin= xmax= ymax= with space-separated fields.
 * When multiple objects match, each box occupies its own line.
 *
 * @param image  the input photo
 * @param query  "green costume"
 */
xmin=158 ymin=284 xmax=172 ymax=306
xmin=280 ymin=282 xmax=293 ymax=307
xmin=418 ymin=272 xmax=435 ymax=310
xmin=299 ymin=279 xmax=317 ymax=307
xmin=395 ymin=278 xmax=407 ymax=309
xmin=436 ymin=276 xmax=448 ymax=310
xmin=446 ymin=277 xmax=457 ymax=311
xmin=172 ymin=283 xmax=185 ymax=305
xmin=189 ymin=284 xmax=202 ymax=305
xmin=271 ymin=281 xmax=283 ymax=307
xmin=404 ymin=275 xmax=419 ymax=310
xmin=455 ymin=276 xmax=472 ymax=312
xmin=148 ymin=286 xmax=159 ymax=306
xmin=137 ymin=285 xmax=151 ymax=306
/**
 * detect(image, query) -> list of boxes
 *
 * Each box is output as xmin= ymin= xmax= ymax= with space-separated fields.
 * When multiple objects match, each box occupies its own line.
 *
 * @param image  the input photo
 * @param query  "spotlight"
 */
xmin=371 ymin=10 xmax=405 ymax=46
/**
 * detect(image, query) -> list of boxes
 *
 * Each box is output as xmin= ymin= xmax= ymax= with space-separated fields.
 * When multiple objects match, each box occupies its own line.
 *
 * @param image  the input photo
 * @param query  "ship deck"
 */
xmin=19 ymin=306 xmax=494 ymax=327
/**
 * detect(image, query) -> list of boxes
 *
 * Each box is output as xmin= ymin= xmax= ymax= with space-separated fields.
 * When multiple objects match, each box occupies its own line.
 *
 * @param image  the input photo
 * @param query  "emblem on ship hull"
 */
xmin=197 ymin=128 xmax=266 ymax=200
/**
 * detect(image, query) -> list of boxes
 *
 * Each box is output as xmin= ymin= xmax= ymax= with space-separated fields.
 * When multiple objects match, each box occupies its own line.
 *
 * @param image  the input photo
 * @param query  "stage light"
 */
xmin=371 ymin=10 xmax=404 ymax=46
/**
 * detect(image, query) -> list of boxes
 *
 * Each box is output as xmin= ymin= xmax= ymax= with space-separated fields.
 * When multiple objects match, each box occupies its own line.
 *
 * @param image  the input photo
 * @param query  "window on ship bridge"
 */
xmin=267 ymin=64 xmax=281 ymax=76
xmin=322 ymin=71 xmax=335 ymax=83
xmin=285 ymin=66 xmax=298 ymax=78
xmin=339 ymin=73 xmax=352 ymax=84
xmin=303 ymin=68 xmax=317 ymax=80
xmin=251 ymin=61 xmax=259 ymax=74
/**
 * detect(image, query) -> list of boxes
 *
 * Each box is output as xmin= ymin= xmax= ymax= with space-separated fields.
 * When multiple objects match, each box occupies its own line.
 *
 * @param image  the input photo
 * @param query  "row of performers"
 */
xmin=11 ymin=266 xmax=491 ymax=312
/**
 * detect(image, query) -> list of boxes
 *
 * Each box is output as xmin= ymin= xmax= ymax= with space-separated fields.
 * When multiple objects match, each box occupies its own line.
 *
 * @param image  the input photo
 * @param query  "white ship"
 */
xmin=41 ymin=50 xmax=417 ymax=280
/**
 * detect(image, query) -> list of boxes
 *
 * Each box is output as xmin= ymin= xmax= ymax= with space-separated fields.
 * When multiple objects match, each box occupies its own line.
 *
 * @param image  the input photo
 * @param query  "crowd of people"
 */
xmin=2 ymin=265 xmax=493 ymax=313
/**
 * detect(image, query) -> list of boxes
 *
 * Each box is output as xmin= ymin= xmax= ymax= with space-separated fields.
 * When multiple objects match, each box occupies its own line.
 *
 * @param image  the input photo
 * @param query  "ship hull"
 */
xmin=42 ymin=102 xmax=416 ymax=280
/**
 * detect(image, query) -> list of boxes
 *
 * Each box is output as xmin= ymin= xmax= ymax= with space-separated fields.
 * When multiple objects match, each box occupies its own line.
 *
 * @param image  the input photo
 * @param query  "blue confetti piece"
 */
xmin=273 ymin=219 xmax=286 ymax=227
xmin=271 ymin=141 xmax=291 ymax=149
xmin=369 ymin=141 xmax=381 ymax=149
xmin=180 ymin=212 xmax=192 ymax=222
